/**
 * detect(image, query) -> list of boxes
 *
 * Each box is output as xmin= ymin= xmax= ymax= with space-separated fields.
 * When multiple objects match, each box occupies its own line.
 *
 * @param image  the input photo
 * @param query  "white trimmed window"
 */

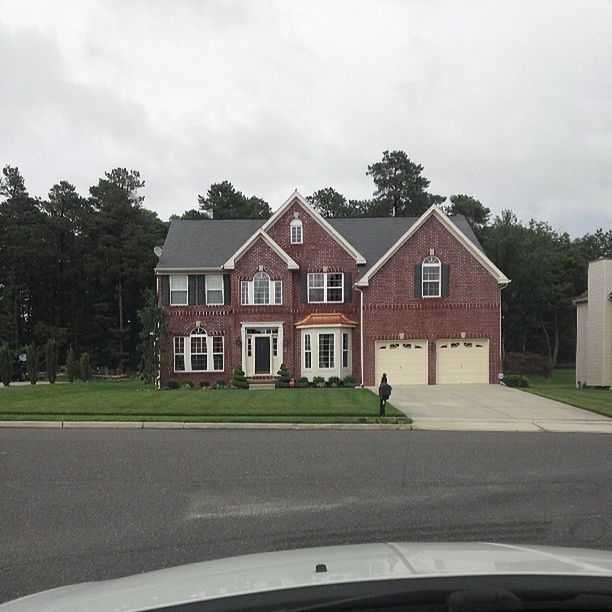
xmin=170 ymin=275 xmax=188 ymax=305
xmin=241 ymin=272 xmax=282 ymax=305
xmin=290 ymin=218 xmax=303 ymax=244
xmin=174 ymin=337 xmax=185 ymax=371
xmin=422 ymin=255 xmax=441 ymax=297
xmin=307 ymin=272 xmax=344 ymax=303
xmin=173 ymin=328 xmax=224 ymax=372
xmin=342 ymin=332 xmax=349 ymax=368
xmin=206 ymin=274 xmax=224 ymax=305
xmin=304 ymin=333 xmax=312 ymax=369
xmin=318 ymin=333 xmax=335 ymax=369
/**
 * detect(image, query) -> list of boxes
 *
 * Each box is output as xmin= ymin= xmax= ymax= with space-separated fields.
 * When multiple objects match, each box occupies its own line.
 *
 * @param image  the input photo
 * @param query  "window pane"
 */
xmin=253 ymin=272 xmax=270 ymax=304
xmin=423 ymin=281 xmax=440 ymax=296
xmin=212 ymin=336 xmax=223 ymax=371
xmin=170 ymin=290 xmax=187 ymax=305
xmin=191 ymin=336 xmax=207 ymax=371
xmin=291 ymin=224 xmax=302 ymax=243
xmin=212 ymin=336 xmax=223 ymax=353
xmin=207 ymin=290 xmax=223 ymax=305
xmin=241 ymin=281 xmax=249 ymax=305
xmin=274 ymin=281 xmax=282 ymax=304
xmin=308 ymin=273 xmax=324 ymax=288
xmin=272 ymin=337 xmax=278 ymax=357
xmin=304 ymin=334 xmax=312 ymax=369
xmin=327 ymin=273 xmax=343 ymax=287
xmin=206 ymin=275 xmax=223 ymax=289
xmin=308 ymin=288 xmax=325 ymax=302
xmin=174 ymin=355 xmax=185 ymax=371
xmin=327 ymin=288 xmax=343 ymax=302
xmin=318 ymin=333 xmax=334 ymax=369
xmin=170 ymin=275 xmax=187 ymax=290
xmin=174 ymin=337 xmax=185 ymax=371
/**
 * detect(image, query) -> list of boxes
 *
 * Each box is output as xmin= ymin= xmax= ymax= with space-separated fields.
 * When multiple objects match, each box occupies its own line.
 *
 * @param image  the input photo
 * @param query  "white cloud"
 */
xmin=1 ymin=0 xmax=611 ymax=235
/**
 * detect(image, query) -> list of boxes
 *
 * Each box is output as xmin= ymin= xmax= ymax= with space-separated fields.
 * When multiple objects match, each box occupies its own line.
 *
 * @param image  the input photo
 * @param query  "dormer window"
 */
xmin=422 ymin=255 xmax=441 ymax=297
xmin=290 ymin=218 xmax=303 ymax=244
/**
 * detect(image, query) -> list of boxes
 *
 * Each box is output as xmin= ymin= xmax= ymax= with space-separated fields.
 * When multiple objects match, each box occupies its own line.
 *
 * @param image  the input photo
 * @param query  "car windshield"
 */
xmin=1 ymin=0 xmax=611 ymax=607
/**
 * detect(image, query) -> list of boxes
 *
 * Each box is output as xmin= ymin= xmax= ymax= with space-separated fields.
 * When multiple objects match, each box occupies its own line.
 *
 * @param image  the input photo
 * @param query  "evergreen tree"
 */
xmin=79 ymin=352 xmax=91 ymax=381
xmin=0 ymin=344 xmax=12 ymax=386
xmin=44 ymin=338 xmax=59 ymax=384
xmin=66 ymin=346 xmax=79 ymax=382
xmin=231 ymin=365 xmax=249 ymax=389
xmin=26 ymin=343 xmax=39 ymax=384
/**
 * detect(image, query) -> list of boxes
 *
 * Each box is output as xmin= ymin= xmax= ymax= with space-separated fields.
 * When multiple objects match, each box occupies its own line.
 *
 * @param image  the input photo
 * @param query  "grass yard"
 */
xmin=0 ymin=380 xmax=409 ymax=424
xmin=523 ymin=369 xmax=612 ymax=418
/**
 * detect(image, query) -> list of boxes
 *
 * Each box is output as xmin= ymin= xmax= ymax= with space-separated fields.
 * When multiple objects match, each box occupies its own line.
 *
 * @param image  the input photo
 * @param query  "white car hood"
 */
xmin=2 ymin=542 xmax=612 ymax=611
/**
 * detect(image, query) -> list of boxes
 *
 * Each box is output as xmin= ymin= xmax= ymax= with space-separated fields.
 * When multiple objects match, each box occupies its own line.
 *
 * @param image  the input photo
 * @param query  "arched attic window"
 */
xmin=422 ymin=255 xmax=441 ymax=297
xmin=290 ymin=218 xmax=303 ymax=244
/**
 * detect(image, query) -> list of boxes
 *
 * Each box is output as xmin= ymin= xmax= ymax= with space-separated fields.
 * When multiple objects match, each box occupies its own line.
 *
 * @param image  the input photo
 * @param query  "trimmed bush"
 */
xmin=79 ymin=352 xmax=91 ymax=382
xmin=276 ymin=363 xmax=291 ymax=388
xmin=343 ymin=374 xmax=356 ymax=385
xmin=231 ymin=365 xmax=249 ymax=389
xmin=504 ymin=374 xmax=530 ymax=388
xmin=26 ymin=344 xmax=40 ymax=385
xmin=166 ymin=379 xmax=180 ymax=389
xmin=312 ymin=376 xmax=326 ymax=388
xmin=199 ymin=380 xmax=210 ymax=389
xmin=328 ymin=376 xmax=341 ymax=388
xmin=44 ymin=339 xmax=59 ymax=384
xmin=297 ymin=377 xmax=310 ymax=388
xmin=0 ymin=345 xmax=12 ymax=386
xmin=503 ymin=352 xmax=552 ymax=378
xmin=66 ymin=347 xmax=80 ymax=383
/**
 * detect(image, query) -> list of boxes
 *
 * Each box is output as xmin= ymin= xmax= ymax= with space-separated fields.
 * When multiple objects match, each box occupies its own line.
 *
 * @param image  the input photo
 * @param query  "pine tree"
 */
xmin=0 ymin=345 xmax=12 ymax=386
xmin=231 ymin=365 xmax=249 ymax=389
xmin=26 ymin=344 xmax=40 ymax=384
xmin=66 ymin=347 xmax=79 ymax=382
xmin=276 ymin=363 xmax=291 ymax=388
xmin=45 ymin=338 xmax=59 ymax=384
xmin=79 ymin=352 xmax=91 ymax=381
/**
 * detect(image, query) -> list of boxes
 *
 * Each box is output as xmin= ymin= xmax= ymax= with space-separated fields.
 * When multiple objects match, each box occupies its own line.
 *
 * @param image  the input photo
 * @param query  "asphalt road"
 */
xmin=1 ymin=428 xmax=611 ymax=604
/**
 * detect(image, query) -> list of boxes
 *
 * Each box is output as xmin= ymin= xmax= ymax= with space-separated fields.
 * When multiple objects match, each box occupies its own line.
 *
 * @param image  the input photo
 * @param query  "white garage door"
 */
xmin=375 ymin=340 xmax=428 ymax=385
xmin=436 ymin=339 xmax=489 ymax=384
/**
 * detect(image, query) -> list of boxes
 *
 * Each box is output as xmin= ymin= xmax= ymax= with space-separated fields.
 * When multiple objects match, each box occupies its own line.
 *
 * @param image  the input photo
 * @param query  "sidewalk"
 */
xmin=410 ymin=418 xmax=612 ymax=433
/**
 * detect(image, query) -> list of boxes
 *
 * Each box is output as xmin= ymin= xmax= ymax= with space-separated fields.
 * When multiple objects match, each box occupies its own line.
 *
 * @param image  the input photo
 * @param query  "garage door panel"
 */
xmin=436 ymin=339 xmax=489 ymax=384
xmin=375 ymin=340 xmax=428 ymax=385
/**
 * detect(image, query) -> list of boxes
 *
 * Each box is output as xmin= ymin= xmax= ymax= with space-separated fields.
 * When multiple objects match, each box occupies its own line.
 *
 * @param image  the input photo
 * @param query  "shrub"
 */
xmin=276 ymin=363 xmax=291 ymax=388
xmin=44 ymin=339 xmax=59 ymax=384
xmin=231 ymin=365 xmax=249 ymax=389
xmin=297 ymin=377 xmax=310 ymax=388
xmin=199 ymin=380 xmax=210 ymax=389
xmin=343 ymin=374 xmax=356 ymax=385
xmin=0 ymin=345 xmax=12 ymax=386
xmin=503 ymin=352 xmax=552 ymax=378
xmin=79 ymin=352 xmax=91 ymax=382
xmin=26 ymin=344 xmax=40 ymax=385
xmin=181 ymin=379 xmax=194 ymax=389
xmin=66 ymin=347 xmax=80 ymax=383
xmin=214 ymin=379 xmax=226 ymax=389
xmin=166 ymin=379 xmax=180 ymax=389
xmin=344 ymin=382 xmax=357 ymax=388
xmin=328 ymin=376 xmax=341 ymax=388
xmin=312 ymin=376 xmax=326 ymax=388
xmin=504 ymin=374 xmax=530 ymax=388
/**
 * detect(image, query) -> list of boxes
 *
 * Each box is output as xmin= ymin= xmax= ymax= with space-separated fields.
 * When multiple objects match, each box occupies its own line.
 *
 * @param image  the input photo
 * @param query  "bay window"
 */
xmin=318 ymin=333 xmax=335 ymax=369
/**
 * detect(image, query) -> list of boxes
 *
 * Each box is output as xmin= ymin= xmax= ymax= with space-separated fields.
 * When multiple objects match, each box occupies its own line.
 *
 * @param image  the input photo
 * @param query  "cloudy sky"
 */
xmin=1 ymin=0 xmax=611 ymax=235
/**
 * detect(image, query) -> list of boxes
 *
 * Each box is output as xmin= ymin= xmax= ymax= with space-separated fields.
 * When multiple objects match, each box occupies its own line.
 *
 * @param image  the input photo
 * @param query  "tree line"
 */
xmin=1 ymin=151 xmax=610 ymax=376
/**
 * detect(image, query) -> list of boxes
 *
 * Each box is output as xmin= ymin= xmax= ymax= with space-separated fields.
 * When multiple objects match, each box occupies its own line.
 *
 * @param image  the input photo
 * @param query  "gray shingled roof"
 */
xmin=156 ymin=215 xmax=484 ymax=272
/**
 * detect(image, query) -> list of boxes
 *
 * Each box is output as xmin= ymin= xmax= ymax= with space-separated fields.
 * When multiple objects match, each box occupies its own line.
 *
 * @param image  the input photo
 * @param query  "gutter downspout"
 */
xmin=354 ymin=285 xmax=365 ymax=387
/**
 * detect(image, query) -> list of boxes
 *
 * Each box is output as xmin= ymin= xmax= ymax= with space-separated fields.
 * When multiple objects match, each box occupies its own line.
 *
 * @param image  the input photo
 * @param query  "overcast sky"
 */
xmin=1 ymin=0 xmax=611 ymax=235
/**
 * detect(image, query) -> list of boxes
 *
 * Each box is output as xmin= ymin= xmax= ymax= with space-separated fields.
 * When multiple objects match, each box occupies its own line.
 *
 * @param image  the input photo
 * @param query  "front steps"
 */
xmin=247 ymin=377 xmax=277 ymax=390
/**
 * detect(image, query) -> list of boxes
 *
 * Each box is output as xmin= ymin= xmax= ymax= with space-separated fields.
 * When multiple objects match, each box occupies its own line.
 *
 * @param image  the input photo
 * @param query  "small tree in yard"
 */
xmin=45 ymin=339 xmax=59 ymax=384
xmin=80 ymin=352 xmax=91 ymax=381
xmin=276 ymin=363 xmax=291 ymax=388
xmin=66 ymin=347 xmax=80 ymax=382
xmin=0 ymin=345 xmax=12 ymax=386
xmin=231 ymin=365 xmax=249 ymax=389
xmin=26 ymin=344 xmax=40 ymax=384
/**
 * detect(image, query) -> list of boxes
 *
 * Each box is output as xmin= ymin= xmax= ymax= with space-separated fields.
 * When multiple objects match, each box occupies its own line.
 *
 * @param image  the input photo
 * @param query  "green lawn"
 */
xmin=523 ymin=369 xmax=612 ymax=418
xmin=0 ymin=380 xmax=409 ymax=424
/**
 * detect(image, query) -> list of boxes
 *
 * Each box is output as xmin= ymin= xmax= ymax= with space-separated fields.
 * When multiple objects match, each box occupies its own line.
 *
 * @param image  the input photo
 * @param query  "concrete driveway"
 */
xmin=387 ymin=384 xmax=612 ymax=433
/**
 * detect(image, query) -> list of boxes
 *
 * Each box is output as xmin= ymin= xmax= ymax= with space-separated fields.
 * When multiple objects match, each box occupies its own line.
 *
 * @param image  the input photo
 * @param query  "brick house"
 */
xmin=155 ymin=191 xmax=510 ymax=386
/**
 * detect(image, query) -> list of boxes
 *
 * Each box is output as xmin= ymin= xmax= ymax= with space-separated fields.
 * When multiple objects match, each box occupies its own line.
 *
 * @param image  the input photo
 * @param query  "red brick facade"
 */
xmin=158 ymin=198 xmax=503 ymax=386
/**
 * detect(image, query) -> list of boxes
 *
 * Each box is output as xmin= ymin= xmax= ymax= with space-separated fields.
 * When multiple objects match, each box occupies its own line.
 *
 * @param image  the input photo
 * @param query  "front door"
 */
xmin=255 ymin=336 xmax=271 ymax=374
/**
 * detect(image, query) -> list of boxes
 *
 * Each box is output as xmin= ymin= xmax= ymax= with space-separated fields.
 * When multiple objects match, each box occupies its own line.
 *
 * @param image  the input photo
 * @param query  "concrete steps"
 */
xmin=247 ymin=377 xmax=277 ymax=390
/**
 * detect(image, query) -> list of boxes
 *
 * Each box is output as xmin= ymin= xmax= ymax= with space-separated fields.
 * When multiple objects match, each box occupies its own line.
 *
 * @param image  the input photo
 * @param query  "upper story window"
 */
xmin=170 ymin=275 xmax=188 ymax=305
xmin=206 ymin=274 xmax=224 ymax=305
xmin=241 ymin=271 xmax=282 ymax=305
xmin=290 ymin=218 xmax=303 ymax=244
xmin=308 ymin=272 xmax=343 ymax=303
xmin=422 ymin=255 xmax=441 ymax=297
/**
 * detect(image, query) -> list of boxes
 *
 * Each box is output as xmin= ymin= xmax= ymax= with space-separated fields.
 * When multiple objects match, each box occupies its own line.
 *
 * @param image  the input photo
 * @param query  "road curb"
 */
xmin=0 ymin=420 xmax=413 ymax=431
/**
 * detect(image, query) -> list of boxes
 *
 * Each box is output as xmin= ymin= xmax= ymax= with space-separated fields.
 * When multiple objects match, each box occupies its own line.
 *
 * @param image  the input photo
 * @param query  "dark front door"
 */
xmin=255 ymin=336 xmax=270 ymax=374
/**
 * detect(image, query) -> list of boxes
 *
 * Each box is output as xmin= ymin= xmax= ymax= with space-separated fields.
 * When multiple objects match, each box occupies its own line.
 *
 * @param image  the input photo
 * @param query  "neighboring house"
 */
xmin=574 ymin=257 xmax=612 ymax=388
xmin=155 ymin=191 xmax=510 ymax=387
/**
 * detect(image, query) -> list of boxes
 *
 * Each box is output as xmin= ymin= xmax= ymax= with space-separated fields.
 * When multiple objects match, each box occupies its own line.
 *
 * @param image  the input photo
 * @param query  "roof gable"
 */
xmin=223 ymin=229 xmax=298 ymax=270
xmin=355 ymin=205 xmax=510 ymax=286
xmin=261 ymin=190 xmax=366 ymax=264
